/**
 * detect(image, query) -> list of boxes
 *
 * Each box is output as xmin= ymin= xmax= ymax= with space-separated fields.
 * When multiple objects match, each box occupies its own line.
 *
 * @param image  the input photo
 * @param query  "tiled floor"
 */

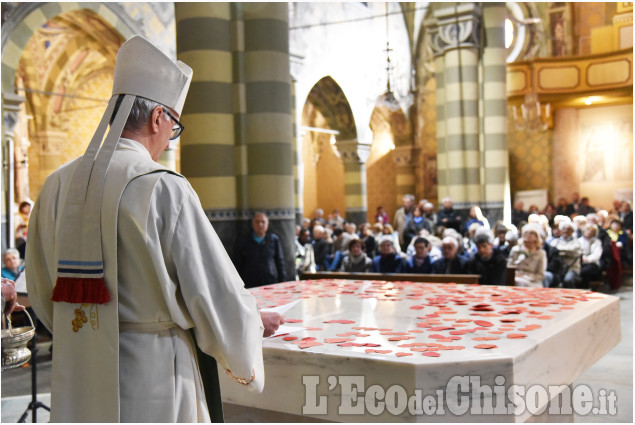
xmin=2 ymin=283 xmax=632 ymax=423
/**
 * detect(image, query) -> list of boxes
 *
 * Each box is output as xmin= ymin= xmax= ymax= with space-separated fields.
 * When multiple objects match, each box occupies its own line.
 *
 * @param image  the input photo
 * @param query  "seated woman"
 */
xmin=339 ymin=239 xmax=372 ymax=273
xmin=381 ymin=223 xmax=402 ymax=254
xmin=507 ymin=224 xmax=547 ymax=288
xmin=1 ymin=248 xmax=24 ymax=281
xmin=371 ymin=236 xmax=404 ymax=273
xmin=579 ymin=223 xmax=603 ymax=288
xmin=404 ymin=237 xmax=433 ymax=274
xmin=607 ymin=218 xmax=631 ymax=265
xmin=463 ymin=206 xmax=490 ymax=236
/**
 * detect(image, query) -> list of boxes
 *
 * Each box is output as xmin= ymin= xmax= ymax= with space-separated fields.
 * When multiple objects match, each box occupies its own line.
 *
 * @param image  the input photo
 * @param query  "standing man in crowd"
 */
xmin=437 ymin=197 xmax=463 ymax=233
xmin=26 ymin=36 xmax=280 ymax=422
xmin=393 ymin=194 xmax=415 ymax=247
xmin=511 ymin=200 xmax=529 ymax=227
xmin=238 ymin=212 xmax=287 ymax=288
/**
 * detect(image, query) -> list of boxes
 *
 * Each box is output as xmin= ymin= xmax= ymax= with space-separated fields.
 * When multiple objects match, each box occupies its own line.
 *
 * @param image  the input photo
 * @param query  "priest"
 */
xmin=26 ymin=35 xmax=280 ymax=422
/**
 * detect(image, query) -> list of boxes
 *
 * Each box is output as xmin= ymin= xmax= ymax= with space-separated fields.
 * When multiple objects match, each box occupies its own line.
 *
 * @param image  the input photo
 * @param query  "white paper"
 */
xmin=260 ymin=298 xmax=301 ymax=315
xmin=268 ymin=324 xmax=306 ymax=338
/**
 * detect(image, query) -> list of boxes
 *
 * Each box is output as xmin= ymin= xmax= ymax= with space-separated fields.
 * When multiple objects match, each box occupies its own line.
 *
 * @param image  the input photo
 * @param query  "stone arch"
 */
xmin=300 ymin=76 xmax=358 ymax=222
xmin=1 ymin=2 xmax=138 ymax=93
xmin=366 ymin=96 xmax=414 ymax=224
xmin=8 ymin=7 xmax=129 ymax=199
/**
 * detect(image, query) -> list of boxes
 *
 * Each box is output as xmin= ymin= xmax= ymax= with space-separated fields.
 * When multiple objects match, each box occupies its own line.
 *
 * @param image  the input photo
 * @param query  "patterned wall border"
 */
xmin=507 ymin=48 xmax=633 ymax=97
xmin=1 ymin=2 xmax=139 ymax=93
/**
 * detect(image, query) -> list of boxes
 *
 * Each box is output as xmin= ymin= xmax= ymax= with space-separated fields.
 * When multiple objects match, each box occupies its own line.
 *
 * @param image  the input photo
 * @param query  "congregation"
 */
xmin=291 ymin=194 xmax=633 ymax=290
xmin=4 ymin=193 xmax=633 ymax=293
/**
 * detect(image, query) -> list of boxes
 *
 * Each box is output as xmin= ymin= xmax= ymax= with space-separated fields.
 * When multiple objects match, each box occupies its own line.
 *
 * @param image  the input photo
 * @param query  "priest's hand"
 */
xmin=260 ymin=311 xmax=284 ymax=337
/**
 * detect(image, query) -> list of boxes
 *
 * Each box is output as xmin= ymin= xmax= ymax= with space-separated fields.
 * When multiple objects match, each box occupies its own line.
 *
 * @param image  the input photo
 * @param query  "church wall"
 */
xmin=416 ymin=77 xmax=438 ymax=206
xmin=315 ymin=136 xmax=346 ymax=222
xmin=366 ymin=130 xmax=397 ymax=224
xmin=507 ymin=123 xmax=553 ymax=207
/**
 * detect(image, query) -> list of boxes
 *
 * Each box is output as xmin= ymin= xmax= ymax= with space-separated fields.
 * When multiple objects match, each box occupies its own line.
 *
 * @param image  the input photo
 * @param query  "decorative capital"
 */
xmin=334 ymin=139 xmax=371 ymax=164
xmin=2 ymin=91 xmax=25 ymax=136
xmin=425 ymin=3 xmax=481 ymax=56
xmin=392 ymin=145 xmax=421 ymax=167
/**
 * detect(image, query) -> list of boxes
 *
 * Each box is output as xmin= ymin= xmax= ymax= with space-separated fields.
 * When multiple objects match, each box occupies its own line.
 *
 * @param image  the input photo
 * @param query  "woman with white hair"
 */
xmin=579 ymin=223 xmax=603 ymax=288
xmin=549 ymin=220 xmax=582 ymax=288
xmin=507 ymin=224 xmax=547 ymax=288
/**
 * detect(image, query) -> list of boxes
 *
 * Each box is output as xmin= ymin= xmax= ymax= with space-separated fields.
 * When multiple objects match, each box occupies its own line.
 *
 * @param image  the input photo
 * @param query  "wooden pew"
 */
xmin=300 ymin=268 xmax=516 ymax=285
xmin=299 ymin=271 xmax=481 ymax=284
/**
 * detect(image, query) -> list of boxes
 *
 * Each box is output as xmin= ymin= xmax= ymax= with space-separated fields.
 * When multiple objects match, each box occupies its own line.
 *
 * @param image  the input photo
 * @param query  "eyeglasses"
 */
xmin=162 ymin=108 xmax=185 ymax=140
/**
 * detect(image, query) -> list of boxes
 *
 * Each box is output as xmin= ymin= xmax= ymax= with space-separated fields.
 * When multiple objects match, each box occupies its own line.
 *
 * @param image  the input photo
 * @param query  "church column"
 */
xmin=1 ymin=92 xmax=24 ymax=250
xmin=175 ymin=3 xmax=237 ymax=241
xmin=242 ymin=3 xmax=295 ymax=279
xmin=480 ymin=3 xmax=508 ymax=222
xmin=335 ymin=139 xmax=370 ymax=224
xmin=426 ymin=4 xmax=482 ymax=216
xmin=292 ymin=79 xmax=304 ymax=224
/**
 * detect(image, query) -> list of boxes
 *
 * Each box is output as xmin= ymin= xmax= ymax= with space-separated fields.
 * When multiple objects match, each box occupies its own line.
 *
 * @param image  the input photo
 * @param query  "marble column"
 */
xmin=480 ymin=3 xmax=508 ymax=223
xmin=292 ymin=80 xmax=303 ymax=224
xmin=2 ymin=92 xmax=24 ymax=250
xmin=241 ymin=3 xmax=295 ymax=280
xmin=176 ymin=3 xmax=295 ymax=281
xmin=175 ymin=2 xmax=237 ymax=241
xmin=426 ymin=3 xmax=511 ymax=224
xmin=335 ymin=139 xmax=370 ymax=225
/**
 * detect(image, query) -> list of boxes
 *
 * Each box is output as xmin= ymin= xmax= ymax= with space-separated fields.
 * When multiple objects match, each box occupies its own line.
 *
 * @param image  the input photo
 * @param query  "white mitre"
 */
xmin=53 ymin=35 xmax=193 ymax=304
xmin=112 ymin=35 xmax=192 ymax=115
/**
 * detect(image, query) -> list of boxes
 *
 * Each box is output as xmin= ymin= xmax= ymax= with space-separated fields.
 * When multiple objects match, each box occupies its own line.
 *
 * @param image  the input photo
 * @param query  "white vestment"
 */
xmin=26 ymin=138 xmax=264 ymax=422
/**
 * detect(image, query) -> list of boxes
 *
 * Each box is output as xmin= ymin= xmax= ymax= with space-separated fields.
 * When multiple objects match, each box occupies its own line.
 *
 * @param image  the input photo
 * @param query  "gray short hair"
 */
xmin=441 ymin=236 xmax=458 ymax=249
xmin=379 ymin=235 xmax=395 ymax=246
xmin=112 ymin=95 xmax=165 ymax=133
xmin=473 ymin=230 xmax=493 ymax=245
xmin=3 ymin=248 xmax=20 ymax=259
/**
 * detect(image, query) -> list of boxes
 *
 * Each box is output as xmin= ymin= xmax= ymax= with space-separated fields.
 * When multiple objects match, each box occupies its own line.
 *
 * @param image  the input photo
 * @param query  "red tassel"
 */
xmin=52 ymin=277 xmax=111 ymax=304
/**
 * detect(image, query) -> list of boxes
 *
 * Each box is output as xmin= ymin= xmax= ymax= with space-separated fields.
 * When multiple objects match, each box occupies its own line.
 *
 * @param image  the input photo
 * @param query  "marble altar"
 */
xmin=219 ymin=279 xmax=621 ymax=422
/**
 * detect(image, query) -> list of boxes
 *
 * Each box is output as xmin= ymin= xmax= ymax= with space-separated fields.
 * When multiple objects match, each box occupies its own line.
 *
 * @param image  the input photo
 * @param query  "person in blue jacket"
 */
xmin=371 ymin=236 xmax=404 ymax=273
xmin=404 ymin=237 xmax=433 ymax=274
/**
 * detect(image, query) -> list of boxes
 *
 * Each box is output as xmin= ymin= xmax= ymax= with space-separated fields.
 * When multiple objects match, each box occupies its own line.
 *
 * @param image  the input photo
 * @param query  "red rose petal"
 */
xmin=325 ymin=337 xmax=355 ymax=344
xmin=474 ymin=344 xmax=497 ymax=349
xmin=298 ymin=341 xmax=324 ymax=349
xmin=396 ymin=352 xmax=413 ymax=357
xmin=283 ymin=336 xmax=298 ymax=341
xmin=422 ymin=351 xmax=440 ymax=357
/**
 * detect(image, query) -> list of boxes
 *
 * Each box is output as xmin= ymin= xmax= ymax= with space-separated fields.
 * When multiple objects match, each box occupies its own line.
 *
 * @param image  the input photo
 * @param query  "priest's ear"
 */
xmin=150 ymin=106 xmax=164 ymax=135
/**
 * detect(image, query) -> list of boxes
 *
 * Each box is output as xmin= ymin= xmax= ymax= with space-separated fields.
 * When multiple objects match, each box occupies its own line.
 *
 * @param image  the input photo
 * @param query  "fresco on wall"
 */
xmin=580 ymin=118 xmax=633 ymax=184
